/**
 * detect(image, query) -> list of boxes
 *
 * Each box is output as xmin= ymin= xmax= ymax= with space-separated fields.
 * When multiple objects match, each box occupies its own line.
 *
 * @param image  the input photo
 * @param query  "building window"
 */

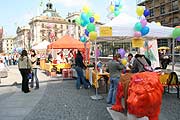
xmin=54 ymin=24 xmax=57 ymax=29
xmin=42 ymin=23 xmax=44 ymax=28
xmin=61 ymin=25 xmax=63 ymax=29
xmin=161 ymin=19 xmax=165 ymax=25
xmin=160 ymin=5 xmax=165 ymax=14
xmin=55 ymin=32 xmax=57 ymax=37
xmin=173 ymin=17 xmax=179 ymax=24
xmin=150 ymin=9 xmax=154 ymax=17
xmin=172 ymin=0 xmax=178 ymax=11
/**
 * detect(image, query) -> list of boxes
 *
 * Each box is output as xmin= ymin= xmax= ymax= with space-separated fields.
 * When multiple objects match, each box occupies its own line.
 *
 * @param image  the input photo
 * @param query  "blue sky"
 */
xmin=0 ymin=0 xmax=136 ymax=36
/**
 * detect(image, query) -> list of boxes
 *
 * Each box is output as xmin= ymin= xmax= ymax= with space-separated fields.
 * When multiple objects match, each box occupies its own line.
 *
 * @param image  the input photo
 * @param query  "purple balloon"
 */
xmin=176 ymin=36 xmax=180 ymax=41
xmin=89 ymin=17 xmax=95 ymax=23
xmin=84 ymin=29 xmax=89 ymax=36
xmin=118 ymin=48 xmax=126 ymax=58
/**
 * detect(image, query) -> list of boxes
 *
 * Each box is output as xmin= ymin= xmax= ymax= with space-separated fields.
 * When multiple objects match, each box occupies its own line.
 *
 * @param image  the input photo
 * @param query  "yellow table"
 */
xmin=45 ymin=63 xmax=71 ymax=72
xmin=40 ymin=59 xmax=46 ymax=70
xmin=86 ymin=69 xmax=110 ymax=88
xmin=56 ymin=63 xmax=71 ymax=72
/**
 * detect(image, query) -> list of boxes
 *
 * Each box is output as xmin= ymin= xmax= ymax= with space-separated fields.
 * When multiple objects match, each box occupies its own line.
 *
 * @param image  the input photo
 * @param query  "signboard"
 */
xmin=99 ymin=27 xmax=112 ymax=37
xmin=132 ymin=38 xmax=144 ymax=48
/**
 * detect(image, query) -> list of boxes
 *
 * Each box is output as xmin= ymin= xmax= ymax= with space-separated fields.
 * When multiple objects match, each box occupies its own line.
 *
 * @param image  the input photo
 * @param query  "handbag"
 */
xmin=28 ymin=73 xmax=32 ymax=79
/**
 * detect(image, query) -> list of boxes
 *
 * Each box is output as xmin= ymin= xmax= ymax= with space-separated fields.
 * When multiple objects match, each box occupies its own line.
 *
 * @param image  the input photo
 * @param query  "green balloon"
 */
xmin=114 ymin=10 xmax=120 ymax=16
xmin=172 ymin=28 xmax=180 ymax=39
xmin=134 ymin=22 xmax=142 ymax=31
xmin=75 ymin=17 xmax=81 ymax=25
xmin=87 ymin=23 xmax=95 ymax=32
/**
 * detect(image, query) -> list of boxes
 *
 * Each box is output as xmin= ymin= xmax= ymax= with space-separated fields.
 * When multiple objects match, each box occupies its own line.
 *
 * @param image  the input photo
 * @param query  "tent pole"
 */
xmin=172 ymin=39 xmax=175 ymax=72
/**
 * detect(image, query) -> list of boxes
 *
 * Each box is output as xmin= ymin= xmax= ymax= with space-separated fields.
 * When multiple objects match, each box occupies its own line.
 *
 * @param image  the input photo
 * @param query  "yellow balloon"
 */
xmin=82 ymin=5 xmax=90 ymax=13
xmin=89 ymin=31 xmax=97 ymax=41
xmin=136 ymin=6 xmax=144 ymax=16
xmin=121 ymin=59 xmax=127 ymax=66
xmin=109 ymin=5 xmax=114 ymax=13
xmin=156 ymin=22 xmax=161 ymax=26
xmin=93 ymin=14 xmax=100 ymax=22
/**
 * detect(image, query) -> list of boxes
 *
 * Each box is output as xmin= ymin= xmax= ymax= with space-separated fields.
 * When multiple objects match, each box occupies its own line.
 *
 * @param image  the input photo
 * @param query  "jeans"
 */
xmin=75 ymin=66 xmax=88 ymax=89
xmin=30 ymin=68 xmax=39 ymax=88
xmin=107 ymin=77 xmax=120 ymax=105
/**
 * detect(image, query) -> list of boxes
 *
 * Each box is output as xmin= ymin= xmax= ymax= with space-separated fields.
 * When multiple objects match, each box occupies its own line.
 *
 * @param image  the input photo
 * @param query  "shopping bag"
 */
xmin=28 ymin=73 xmax=32 ymax=79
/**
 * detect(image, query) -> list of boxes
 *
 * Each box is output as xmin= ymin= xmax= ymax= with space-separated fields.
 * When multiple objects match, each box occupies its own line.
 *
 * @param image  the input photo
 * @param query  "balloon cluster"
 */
xmin=118 ymin=48 xmax=127 ymax=65
xmin=134 ymin=6 xmax=150 ymax=38
xmin=108 ymin=0 xmax=123 ymax=17
xmin=75 ymin=5 xmax=100 ymax=42
xmin=172 ymin=26 xmax=180 ymax=41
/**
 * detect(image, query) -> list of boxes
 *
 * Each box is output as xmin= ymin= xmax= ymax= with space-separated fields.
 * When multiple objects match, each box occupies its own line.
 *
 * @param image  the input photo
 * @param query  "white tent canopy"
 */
xmin=32 ymin=40 xmax=50 ymax=50
xmin=98 ymin=13 xmax=174 ymax=39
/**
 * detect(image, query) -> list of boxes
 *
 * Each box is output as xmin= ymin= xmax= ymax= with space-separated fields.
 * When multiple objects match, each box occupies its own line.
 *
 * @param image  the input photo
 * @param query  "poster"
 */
xmin=140 ymin=39 xmax=160 ymax=69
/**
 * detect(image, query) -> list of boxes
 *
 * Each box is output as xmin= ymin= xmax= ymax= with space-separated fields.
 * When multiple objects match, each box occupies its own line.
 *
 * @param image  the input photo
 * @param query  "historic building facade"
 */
xmin=2 ymin=36 xmax=15 ymax=54
xmin=0 ymin=27 xmax=3 ymax=53
xmin=137 ymin=0 xmax=180 ymax=47
xmin=28 ymin=2 xmax=83 ymax=49
xmin=14 ymin=2 xmax=83 ymax=50
xmin=15 ymin=26 xmax=30 ymax=49
xmin=137 ymin=0 xmax=180 ymax=27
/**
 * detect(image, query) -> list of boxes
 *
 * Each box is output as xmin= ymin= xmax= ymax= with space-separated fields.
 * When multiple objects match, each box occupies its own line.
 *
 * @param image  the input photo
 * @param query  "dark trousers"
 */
xmin=19 ymin=69 xmax=30 ymax=93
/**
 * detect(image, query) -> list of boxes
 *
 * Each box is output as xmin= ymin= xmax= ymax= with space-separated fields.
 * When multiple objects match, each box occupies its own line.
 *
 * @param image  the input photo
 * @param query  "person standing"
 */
xmin=107 ymin=54 xmax=125 ymax=105
xmin=75 ymin=50 xmax=89 ymax=89
xmin=126 ymin=53 xmax=134 ymax=70
xmin=18 ymin=50 xmax=32 ymax=93
xmin=30 ymin=49 xmax=39 ymax=89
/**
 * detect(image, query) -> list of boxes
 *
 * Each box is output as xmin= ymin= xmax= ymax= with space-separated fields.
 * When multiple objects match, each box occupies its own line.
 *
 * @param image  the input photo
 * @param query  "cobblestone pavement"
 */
xmin=0 ymin=65 xmax=180 ymax=120
xmin=24 ymin=80 xmax=112 ymax=120
xmin=160 ymin=93 xmax=180 ymax=120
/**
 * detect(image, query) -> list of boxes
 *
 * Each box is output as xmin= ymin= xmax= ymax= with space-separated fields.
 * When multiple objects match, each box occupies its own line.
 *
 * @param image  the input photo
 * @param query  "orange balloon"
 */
xmin=176 ymin=26 xmax=180 ymax=28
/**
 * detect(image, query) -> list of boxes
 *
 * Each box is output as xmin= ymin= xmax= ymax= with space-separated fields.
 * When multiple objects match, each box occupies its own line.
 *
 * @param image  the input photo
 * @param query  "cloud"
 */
xmin=52 ymin=0 xmax=90 ymax=7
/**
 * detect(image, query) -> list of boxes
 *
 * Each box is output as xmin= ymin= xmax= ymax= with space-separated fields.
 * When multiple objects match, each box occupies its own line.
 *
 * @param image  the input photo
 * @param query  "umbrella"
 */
xmin=158 ymin=46 xmax=170 ymax=50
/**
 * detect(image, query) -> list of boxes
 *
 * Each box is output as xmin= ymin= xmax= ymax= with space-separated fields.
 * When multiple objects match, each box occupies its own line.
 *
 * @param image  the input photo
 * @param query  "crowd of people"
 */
xmin=0 ymin=48 xmax=169 ymax=100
